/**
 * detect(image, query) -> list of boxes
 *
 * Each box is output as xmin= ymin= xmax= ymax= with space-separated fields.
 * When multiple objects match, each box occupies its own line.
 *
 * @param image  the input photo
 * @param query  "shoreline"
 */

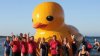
xmin=0 ymin=36 xmax=100 ymax=38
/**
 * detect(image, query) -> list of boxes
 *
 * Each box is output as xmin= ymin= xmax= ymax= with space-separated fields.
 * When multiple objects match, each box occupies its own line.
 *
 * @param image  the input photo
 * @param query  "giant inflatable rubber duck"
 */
xmin=32 ymin=2 xmax=83 ymax=56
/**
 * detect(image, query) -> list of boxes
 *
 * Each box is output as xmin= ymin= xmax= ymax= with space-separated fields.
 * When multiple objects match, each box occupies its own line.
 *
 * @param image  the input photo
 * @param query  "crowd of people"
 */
xmin=78 ymin=37 xmax=100 ymax=56
xmin=2 ymin=33 xmax=100 ymax=56
xmin=2 ymin=33 xmax=78 ymax=56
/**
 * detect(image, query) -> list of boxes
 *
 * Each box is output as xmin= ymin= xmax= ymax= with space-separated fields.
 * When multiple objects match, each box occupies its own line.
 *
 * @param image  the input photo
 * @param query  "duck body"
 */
xmin=32 ymin=2 xmax=83 ymax=56
xmin=34 ymin=24 xmax=72 ymax=43
xmin=34 ymin=24 xmax=82 ymax=56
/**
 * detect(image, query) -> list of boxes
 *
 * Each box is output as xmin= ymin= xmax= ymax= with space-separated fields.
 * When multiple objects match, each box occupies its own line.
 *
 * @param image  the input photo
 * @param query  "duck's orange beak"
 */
xmin=33 ymin=23 xmax=47 ymax=28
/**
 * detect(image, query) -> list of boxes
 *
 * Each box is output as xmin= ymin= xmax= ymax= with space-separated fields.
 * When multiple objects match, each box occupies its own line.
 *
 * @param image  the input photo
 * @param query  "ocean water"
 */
xmin=84 ymin=36 xmax=100 ymax=56
xmin=0 ymin=37 xmax=6 ymax=56
xmin=0 ymin=36 xmax=100 ymax=56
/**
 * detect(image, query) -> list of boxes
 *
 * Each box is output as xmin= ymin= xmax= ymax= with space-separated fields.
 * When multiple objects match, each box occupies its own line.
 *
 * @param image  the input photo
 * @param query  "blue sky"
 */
xmin=0 ymin=0 xmax=100 ymax=36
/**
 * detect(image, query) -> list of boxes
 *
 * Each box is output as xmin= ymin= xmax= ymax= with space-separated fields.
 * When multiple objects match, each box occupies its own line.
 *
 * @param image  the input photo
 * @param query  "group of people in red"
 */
xmin=3 ymin=33 xmax=38 ymax=56
xmin=3 ymin=33 xmax=78 ymax=56
xmin=11 ymin=34 xmax=37 ymax=56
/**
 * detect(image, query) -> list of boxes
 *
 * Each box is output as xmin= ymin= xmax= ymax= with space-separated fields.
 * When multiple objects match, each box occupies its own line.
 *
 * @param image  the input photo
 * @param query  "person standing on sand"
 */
xmin=27 ymin=35 xmax=37 ymax=56
xmin=11 ymin=35 xmax=15 ymax=56
xmin=3 ymin=36 xmax=11 ymax=56
xmin=62 ymin=38 xmax=70 ymax=56
xmin=21 ymin=36 xmax=28 ymax=56
xmin=71 ymin=34 xmax=77 ymax=56
xmin=39 ymin=38 xmax=49 ymax=56
xmin=10 ymin=36 xmax=21 ymax=56
xmin=49 ymin=35 xmax=60 ymax=56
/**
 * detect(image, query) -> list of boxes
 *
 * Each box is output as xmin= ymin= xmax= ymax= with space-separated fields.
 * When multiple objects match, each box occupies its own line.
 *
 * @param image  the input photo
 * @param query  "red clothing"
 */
xmin=10 ymin=41 xmax=21 ymax=53
xmin=49 ymin=40 xmax=60 ymax=55
xmin=21 ymin=41 xmax=28 ymax=54
xmin=28 ymin=41 xmax=37 ymax=54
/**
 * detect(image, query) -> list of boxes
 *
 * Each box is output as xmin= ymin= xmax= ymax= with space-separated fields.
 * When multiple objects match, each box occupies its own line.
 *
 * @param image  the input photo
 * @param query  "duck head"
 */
xmin=32 ymin=2 xmax=64 ymax=30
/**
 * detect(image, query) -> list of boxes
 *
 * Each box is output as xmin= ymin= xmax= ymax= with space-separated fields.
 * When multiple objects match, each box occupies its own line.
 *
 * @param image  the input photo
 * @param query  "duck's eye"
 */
xmin=46 ymin=16 xmax=54 ymax=21
xmin=32 ymin=19 xmax=33 ymax=22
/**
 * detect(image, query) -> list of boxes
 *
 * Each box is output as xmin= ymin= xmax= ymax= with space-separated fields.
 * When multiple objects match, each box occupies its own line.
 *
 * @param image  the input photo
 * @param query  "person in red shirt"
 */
xmin=10 ymin=36 xmax=21 ymax=56
xmin=21 ymin=37 xmax=28 ymax=56
xmin=49 ymin=35 xmax=60 ymax=56
xmin=27 ymin=36 xmax=37 ymax=56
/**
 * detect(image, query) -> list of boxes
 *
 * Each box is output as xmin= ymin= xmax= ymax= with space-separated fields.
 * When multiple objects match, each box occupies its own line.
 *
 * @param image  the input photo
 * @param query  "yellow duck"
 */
xmin=32 ymin=2 xmax=83 ymax=56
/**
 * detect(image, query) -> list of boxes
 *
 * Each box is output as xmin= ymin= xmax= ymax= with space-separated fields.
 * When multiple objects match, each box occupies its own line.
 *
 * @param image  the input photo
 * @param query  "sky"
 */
xmin=0 ymin=0 xmax=100 ymax=36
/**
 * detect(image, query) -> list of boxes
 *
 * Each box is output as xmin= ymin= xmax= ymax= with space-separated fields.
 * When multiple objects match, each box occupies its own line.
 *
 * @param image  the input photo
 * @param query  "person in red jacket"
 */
xmin=21 ymin=37 xmax=28 ymax=56
xmin=27 ymin=36 xmax=37 ymax=56
xmin=49 ymin=35 xmax=60 ymax=56
xmin=10 ymin=36 xmax=21 ymax=56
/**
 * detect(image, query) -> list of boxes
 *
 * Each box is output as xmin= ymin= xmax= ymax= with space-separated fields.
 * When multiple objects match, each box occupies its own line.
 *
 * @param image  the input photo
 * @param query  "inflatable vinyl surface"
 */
xmin=32 ymin=2 xmax=83 ymax=56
